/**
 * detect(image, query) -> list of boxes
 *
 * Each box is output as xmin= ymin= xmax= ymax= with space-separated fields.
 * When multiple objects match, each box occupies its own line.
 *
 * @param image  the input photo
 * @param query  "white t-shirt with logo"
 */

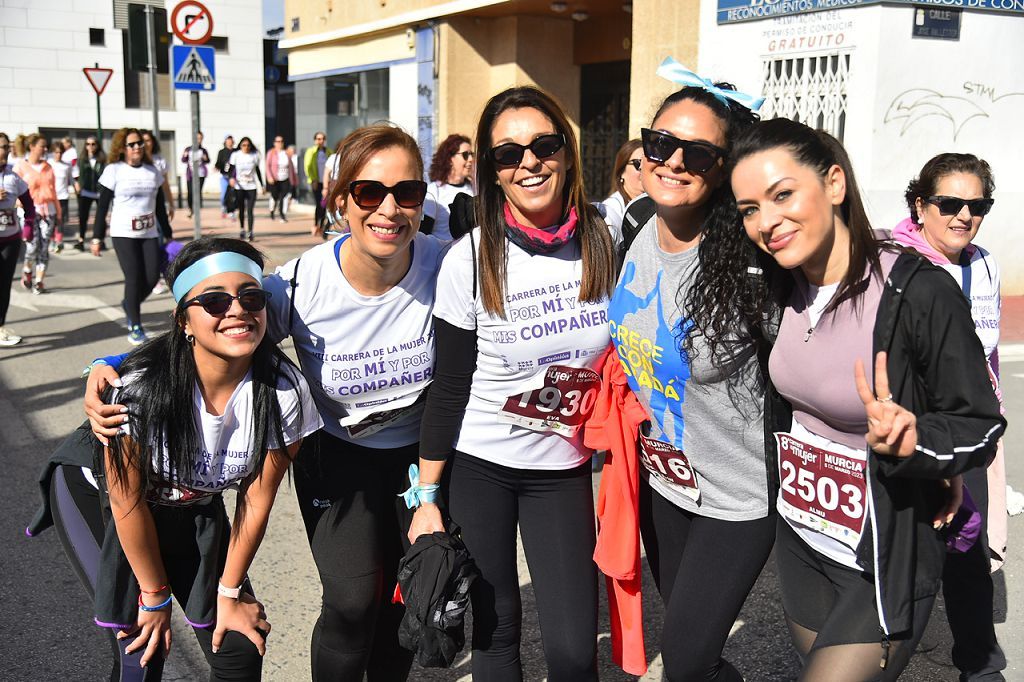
xmin=432 ymin=229 xmax=610 ymax=470
xmin=0 ymin=164 xmax=29 ymax=240
xmin=229 ymin=151 xmax=261 ymax=191
xmin=116 ymin=364 xmax=321 ymax=502
xmin=940 ymin=247 xmax=1000 ymax=363
xmin=273 ymin=150 xmax=290 ymax=181
xmin=263 ymin=232 xmax=447 ymax=448
xmin=98 ymin=162 xmax=164 ymax=239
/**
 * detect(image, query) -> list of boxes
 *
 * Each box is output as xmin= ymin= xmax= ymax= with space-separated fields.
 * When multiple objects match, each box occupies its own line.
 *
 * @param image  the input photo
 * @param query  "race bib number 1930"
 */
xmin=775 ymin=431 xmax=868 ymax=549
xmin=498 ymin=365 xmax=600 ymax=437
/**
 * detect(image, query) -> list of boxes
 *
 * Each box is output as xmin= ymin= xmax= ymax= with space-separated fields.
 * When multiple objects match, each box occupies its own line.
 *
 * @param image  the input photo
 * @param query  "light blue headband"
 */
xmin=656 ymin=57 xmax=765 ymax=113
xmin=172 ymin=252 xmax=265 ymax=302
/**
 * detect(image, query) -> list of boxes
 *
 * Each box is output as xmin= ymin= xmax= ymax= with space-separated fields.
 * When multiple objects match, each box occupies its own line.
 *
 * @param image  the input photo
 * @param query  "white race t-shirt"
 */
xmin=49 ymin=160 xmax=73 ymax=201
xmin=98 ymin=162 xmax=164 ymax=239
xmin=263 ymin=232 xmax=447 ymax=448
xmin=229 ymin=151 xmax=261 ymax=191
xmin=117 ymin=365 xmax=322 ymax=503
xmin=424 ymin=181 xmax=475 ymax=242
xmin=0 ymin=164 xmax=29 ymax=240
xmin=273 ymin=150 xmax=290 ymax=181
xmin=432 ymin=229 xmax=610 ymax=470
xmin=597 ymin=193 xmax=626 ymax=247
xmin=941 ymin=247 xmax=1000 ymax=362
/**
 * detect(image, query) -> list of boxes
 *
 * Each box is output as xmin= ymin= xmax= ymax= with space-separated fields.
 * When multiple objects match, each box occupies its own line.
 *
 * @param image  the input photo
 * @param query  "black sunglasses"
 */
xmin=489 ymin=133 xmax=566 ymax=167
xmin=349 ymin=180 xmax=428 ymax=209
xmin=640 ymin=128 xmax=725 ymax=174
xmin=453 ymin=150 xmax=474 ymax=160
xmin=185 ymin=289 xmax=271 ymax=316
xmin=125 ymin=140 xmax=144 ymax=149
xmin=627 ymin=159 xmax=642 ymax=171
xmin=924 ymin=195 xmax=994 ymax=217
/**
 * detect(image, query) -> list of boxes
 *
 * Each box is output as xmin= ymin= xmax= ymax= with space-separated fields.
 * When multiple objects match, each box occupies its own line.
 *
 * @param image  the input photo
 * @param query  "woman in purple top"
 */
xmin=730 ymin=118 xmax=1004 ymax=680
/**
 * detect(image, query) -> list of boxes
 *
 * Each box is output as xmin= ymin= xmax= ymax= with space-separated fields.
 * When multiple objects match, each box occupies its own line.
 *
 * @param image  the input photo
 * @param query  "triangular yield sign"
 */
xmin=83 ymin=67 xmax=113 ymax=95
xmin=174 ymin=47 xmax=213 ymax=86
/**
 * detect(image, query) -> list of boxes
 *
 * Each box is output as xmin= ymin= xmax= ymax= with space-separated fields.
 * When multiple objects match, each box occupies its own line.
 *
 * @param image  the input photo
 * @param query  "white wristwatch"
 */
xmin=217 ymin=581 xmax=242 ymax=599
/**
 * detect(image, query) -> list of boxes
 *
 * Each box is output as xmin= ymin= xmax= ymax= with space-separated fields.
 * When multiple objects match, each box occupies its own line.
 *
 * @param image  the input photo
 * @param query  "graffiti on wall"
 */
xmin=884 ymin=83 xmax=1024 ymax=141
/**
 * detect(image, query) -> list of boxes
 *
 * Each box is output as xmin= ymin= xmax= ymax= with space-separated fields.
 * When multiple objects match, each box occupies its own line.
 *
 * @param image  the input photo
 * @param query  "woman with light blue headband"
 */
xmin=30 ymin=236 xmax=321 ymax=680
xmin=602 ymin=63 xmax=790 ymax=680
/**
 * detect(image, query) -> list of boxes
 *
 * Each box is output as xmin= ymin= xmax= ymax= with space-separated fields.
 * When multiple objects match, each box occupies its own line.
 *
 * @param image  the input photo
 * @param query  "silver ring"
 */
xmin=878 ymin=393 xmax=894 ymax=403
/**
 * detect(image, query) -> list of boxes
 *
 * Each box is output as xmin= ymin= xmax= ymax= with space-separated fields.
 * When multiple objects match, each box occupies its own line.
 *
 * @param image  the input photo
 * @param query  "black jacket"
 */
xmin=844 ymin=252 xmax=1005 ymax=636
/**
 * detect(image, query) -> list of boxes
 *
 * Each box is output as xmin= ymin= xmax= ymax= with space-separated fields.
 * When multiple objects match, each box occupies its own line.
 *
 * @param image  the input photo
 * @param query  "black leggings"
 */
xmin=639 ymin=478 xmax=776 ymax=682
xmin=312 ymin=182 xmax=325 ymax=226
xmin=236 ymin=190 xmax=257 ymax=235
xmin=49 ymin=464 xmax=263 ymax=682
xmin=0 ymin=237 xmax=20 ymax=325
xmin=187 ymin=176 xmax=206 ymax=212
xmin=78 ymin=195 xmax=96 ymax=242
xmin=943 ymin=465 xmax=1006 ymax=678
xmin=448 ymin=451 xmax=598 ymax=682
xmin=269 ymin=182 xmax=289 ymax=218
xmin=292 ymin=430 xmax=416 ymax=682
xmin=112 ymin=237 xmax=162 ymax=329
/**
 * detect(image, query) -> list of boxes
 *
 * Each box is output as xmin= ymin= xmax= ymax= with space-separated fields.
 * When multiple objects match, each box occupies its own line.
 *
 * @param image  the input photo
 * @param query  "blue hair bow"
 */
xmin=656 ymin=57 xmax=765 ymax=112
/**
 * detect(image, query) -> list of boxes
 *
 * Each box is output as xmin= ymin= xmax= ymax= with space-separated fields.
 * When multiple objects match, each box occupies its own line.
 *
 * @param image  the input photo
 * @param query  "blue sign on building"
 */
xmin=172 ymin=45 xmax=216 ymax=91
xmin=717 ymin=0 xmax=1023 ymax=24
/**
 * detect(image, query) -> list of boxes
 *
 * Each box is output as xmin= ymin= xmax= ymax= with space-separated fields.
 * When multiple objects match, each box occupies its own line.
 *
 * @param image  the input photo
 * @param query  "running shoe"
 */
xmin=32 ymin=282 xmax=44 ymax=295
xmin=127 ymin=325 xmax=147 ymax=346
xmin=152 ymin=278 xmax=169 ymax=295
xmin=73 ymin=240 xmax=85 ymax=252
xmin=20 ymin=271 xmax=32 ymax=290
xmin=0 ymin=327 xmax=22 ymax=346
xmin=247 ymin=232 xmax=255 ymax=242
xmin=279 ymin=216 xmax=288 ymax=223
xmin=239 ymin=230 xmax=246 ymax=240
xmin=54 ymin=242 xmax=63 ymax=254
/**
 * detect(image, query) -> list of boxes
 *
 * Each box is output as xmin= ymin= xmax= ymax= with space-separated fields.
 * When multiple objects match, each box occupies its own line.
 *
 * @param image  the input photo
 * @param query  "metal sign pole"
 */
xmin=145 ymin=5 xmax=161 ymax=139
xmin=94 ymin=62 xmax=103 ymax=145
xmin=192 ymin=90 xmax=201 ymax=240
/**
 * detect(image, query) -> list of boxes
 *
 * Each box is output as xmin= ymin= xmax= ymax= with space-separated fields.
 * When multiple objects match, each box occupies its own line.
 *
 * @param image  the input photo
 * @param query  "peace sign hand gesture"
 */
xmin=855 ymin=351 xmax=917 ymax=458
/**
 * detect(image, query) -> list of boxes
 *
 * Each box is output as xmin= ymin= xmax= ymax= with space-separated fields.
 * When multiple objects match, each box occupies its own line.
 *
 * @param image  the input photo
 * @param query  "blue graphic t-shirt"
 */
xmin=608 ymin=219 xmax=769 ymax=520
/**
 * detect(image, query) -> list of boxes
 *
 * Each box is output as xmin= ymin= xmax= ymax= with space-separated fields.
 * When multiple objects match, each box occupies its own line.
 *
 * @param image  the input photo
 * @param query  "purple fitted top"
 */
xmin=769 ymin=250 xmax=898 ymax=450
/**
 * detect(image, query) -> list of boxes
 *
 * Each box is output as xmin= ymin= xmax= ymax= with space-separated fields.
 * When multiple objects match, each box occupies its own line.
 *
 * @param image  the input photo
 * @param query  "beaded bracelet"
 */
xmin=138 ymin=593 xmax=173 ymax=612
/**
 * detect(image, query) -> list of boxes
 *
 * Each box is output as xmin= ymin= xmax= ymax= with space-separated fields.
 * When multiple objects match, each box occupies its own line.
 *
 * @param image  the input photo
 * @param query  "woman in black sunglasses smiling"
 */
xmin=597 ymin=138 xmax=643 ymax=244
xmin=424 ymin=133 xmax=475 ymax=241
xmin=414 ymin=86 xmax=615 ymax=680
xmin=605 ymin=74 xmax=786 ymax=681
xmin=893 ymin=153 xmax=1006 ymax=681
xmin=34 ymin=236 xmax=320 ymax=680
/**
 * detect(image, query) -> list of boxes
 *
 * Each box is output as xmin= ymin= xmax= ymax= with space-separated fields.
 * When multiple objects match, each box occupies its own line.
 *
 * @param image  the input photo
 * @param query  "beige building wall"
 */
xmin=287 ymin=30 xmax=415 ymax=80
xmin=628 ymin=0 xmax=702 ymax=135
xmin=284 ymin=0 xmax=512 ymax=40
xmin=437 ymin=15 xmax=579 ymax=147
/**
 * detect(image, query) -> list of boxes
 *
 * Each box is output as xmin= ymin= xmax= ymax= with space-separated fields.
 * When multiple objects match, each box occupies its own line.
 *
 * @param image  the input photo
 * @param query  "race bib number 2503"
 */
xmin=498 ymin=365 xmax=600 ymax=437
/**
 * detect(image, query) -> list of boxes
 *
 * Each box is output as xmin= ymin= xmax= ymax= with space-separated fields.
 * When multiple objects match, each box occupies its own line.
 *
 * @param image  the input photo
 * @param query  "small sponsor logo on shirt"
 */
xmin=538 ymin=351 xmax=571 ymax=366
xmin=312 ymin=498 xmax=332 ymax=509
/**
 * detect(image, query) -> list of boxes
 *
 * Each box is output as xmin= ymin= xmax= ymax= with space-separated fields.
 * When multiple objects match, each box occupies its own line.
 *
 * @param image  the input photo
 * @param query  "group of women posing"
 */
xmin=35 ymin=70 xmax=1004 ymax=682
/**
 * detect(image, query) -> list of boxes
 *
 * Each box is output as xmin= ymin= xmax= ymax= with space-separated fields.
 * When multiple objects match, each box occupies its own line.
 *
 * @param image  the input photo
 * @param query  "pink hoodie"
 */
xmin=891 ymin=216 xmax=976 ymax=265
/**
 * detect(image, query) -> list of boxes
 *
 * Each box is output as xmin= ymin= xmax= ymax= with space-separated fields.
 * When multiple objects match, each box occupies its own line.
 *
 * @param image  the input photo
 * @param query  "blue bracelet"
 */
xmin=138 ymin=593 xmax=173 ymax=612
xmin=398 ymin=464 xmax=440 ymax=509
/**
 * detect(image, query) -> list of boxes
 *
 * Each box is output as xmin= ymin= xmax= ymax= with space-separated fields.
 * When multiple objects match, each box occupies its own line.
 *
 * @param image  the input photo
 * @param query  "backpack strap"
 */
xmin=288 ymin=256 xmax=301 ymax=332
xmin=468 ymin=229 xmax=478 ymax=301
xmin=616 ymin=195 xmax=657 ymax=273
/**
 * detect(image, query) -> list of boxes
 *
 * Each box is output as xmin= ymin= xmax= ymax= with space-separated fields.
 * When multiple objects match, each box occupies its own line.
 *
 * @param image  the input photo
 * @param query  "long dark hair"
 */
xmin=651 ymin=86 xmax=774 ymax=368
xmin=475 ymin=86 xmax=614 ymax=317
xmin=105 ymin=237 xmax=301 ymax=528
xmin=429 ymin=133 xmax=471 ymax=184
xmin=730 ymin=117 xmax=881 ymax=311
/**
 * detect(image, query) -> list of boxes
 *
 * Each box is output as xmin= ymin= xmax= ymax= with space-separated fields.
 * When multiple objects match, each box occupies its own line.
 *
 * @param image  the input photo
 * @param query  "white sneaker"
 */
xmin=0 ymin=327 xmax=22 ymax=346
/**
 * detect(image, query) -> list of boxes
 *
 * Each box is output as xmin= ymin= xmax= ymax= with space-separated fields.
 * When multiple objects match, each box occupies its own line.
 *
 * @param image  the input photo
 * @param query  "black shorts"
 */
xmin=776 ymin=516 xmax=936 ymax=650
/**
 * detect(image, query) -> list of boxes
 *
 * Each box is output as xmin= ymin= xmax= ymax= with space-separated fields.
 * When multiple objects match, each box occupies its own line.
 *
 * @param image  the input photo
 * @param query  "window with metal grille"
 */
xmin=760 ymin=53 xmax=850 ymax=141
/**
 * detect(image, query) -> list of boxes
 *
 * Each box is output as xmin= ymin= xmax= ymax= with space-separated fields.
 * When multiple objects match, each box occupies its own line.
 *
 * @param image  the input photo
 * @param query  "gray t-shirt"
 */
xmin=607 ymin=218 xmax=769 ymax=520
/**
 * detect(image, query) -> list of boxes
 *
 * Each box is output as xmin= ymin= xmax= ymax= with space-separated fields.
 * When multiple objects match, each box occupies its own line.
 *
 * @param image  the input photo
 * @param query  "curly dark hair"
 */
xmin=904 ymin=152 xmax=995 ymax=222
xmin=428 ymin=133 xmax=471 ymax=183
xmin=653 ymin=86 xmax=780 ymax=371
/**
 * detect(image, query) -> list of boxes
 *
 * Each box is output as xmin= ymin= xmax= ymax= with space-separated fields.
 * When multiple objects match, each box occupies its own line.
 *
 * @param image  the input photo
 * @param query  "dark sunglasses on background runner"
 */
xmin=640 ymin=128 xmax=726 ymax=174
xmin=453 ymin=150 xmax=474 ymax=160
xmin=348 ymin=180 xmax=428 ymax=209
xmin=185 ymin=289 xmax=272 ymax=315
xmin=125 ymin=140 xmax=144 ymax=149
xmin=489 ymin=133 xmax=566 ymax=167
xmin=924 ymin=195 xmax=994 ymax=217
xmin=627 ymin=159 xmax=642 ymax=171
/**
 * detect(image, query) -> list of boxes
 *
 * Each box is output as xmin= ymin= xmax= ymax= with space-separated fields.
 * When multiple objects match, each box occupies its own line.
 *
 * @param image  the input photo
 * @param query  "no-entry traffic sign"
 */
xmin=82 ymin=67 xmax=113 ymax=95
xmin=171 ymin=1 xmax=214 ymax=45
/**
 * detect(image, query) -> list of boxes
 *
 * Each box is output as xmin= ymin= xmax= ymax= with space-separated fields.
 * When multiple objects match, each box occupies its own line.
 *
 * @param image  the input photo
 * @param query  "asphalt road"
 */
xmin=1 ymin=207 xmax=1020 ymax=681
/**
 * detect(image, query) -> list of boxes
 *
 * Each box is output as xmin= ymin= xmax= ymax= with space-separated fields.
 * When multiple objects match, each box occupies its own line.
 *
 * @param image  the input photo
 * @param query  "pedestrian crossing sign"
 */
xmin=172 ymin=44 xmax=215 ymax=91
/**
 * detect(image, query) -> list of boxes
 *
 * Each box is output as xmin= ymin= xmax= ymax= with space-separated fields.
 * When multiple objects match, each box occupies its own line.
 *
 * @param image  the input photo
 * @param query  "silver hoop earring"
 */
xmin=185 ymin=332 xmax=195 ymax=345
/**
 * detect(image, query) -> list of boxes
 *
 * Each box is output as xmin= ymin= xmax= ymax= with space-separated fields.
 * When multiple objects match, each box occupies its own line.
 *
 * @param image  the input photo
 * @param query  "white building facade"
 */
xmin=697 ymin=1 xmax=1024 ymax=291
xmin=0 ymin=0 xmax=265 ymax=190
